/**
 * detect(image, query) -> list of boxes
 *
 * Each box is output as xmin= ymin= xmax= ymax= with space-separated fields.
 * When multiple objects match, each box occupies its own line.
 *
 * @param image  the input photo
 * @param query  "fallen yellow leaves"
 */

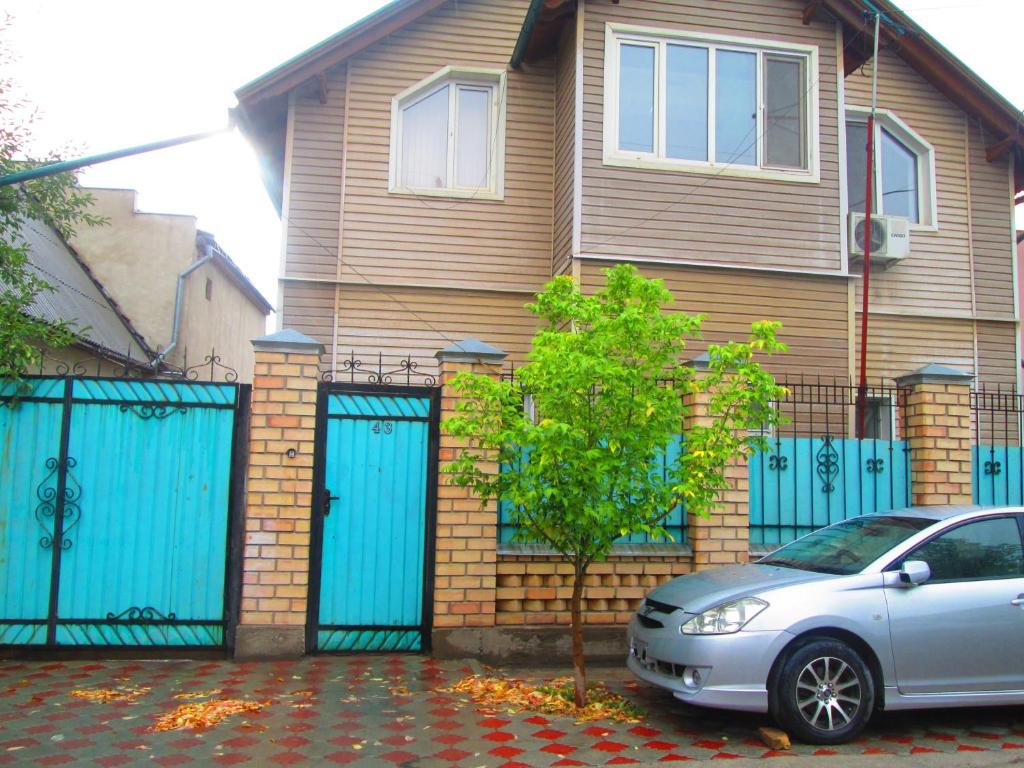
xmin=439 ymin=675 xmax=645 ymax=724
xmin=173 ymin=689 xmax=222 ymax=700
xmin=69 ymin=687 xmax=150 ymax=704
xmin=151 ymin=699 xmax=269 ymax=732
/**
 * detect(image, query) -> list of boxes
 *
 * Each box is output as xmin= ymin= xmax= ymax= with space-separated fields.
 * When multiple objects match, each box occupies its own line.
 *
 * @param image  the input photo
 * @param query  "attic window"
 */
xmin=389 ymin=66 xmax=506 ymax=200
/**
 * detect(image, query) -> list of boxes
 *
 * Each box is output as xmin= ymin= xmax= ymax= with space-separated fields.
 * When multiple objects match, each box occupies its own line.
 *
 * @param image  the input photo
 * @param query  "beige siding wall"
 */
xmin=581 ymin=260 xmax=849 ymax=378
xmin=846 ymin=47 xmax=1015 ymax=321
xmin=854 ymin=313 xmax=974 ymax=382
xmin=579 ymin=0 xmax=843 ymax=272
xmin=332 ymin=0 xmax=553 ymax=292
xmin=976 ymin=320 xmax=1018 ymax=387
xmin=552 ymin=22 xmax=577 ymax=278
xmin=283 ymin=65 xmax=346 ymax=281
xmin=280 ymin=282 xmax=336 ymax=346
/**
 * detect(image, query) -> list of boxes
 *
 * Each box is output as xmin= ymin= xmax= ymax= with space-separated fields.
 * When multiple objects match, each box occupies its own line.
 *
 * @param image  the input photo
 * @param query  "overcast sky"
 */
xmin=4 ymin=0 xmax=1022 ymax=325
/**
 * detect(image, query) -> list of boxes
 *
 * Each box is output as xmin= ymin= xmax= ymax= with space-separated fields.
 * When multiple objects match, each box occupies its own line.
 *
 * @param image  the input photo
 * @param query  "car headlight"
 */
xmin=680 ymin=597 xmax=768 ymax=635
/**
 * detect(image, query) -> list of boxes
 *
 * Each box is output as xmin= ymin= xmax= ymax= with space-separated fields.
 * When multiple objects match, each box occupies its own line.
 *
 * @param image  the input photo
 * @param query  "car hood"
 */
xmin=645 ymin=563 xmax=834 ymax=615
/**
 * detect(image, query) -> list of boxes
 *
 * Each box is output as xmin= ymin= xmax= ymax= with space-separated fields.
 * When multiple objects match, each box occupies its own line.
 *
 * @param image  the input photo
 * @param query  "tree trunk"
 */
xmin=570 ymin=561 xmax=587 ymax=707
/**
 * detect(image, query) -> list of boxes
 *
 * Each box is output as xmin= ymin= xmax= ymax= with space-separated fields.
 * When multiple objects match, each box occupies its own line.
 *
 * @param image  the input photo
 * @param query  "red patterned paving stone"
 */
xmin=1004 ymin=743 xmax=1024 ymax=750
xmin=426 ymin=695 xmax=450 ymax=705
xmin=911 ymin=746 xmax=941 ymax=754
xmin=381 ymin=721 xmax=415 ymax=733
xmin=322 ymin=753 xmax=360 ymax=766
xmin=56 ymin=738 xmax=95 ymax=750
xmin=432 ymin=747 xmax=473 ymax=762
xmin=880 ymin=734 xmax=913 ymax=744
xmin=629 ymin=725 xmax=661 ymax=738
xmin=381 ymin=734 xmax=416 ymax=746
xmin=496 ymin=762 xmax=531 ymax=768
xmin=169 ymin=736 xmax=206 ymax=750
xmin=479 ymin=717 xmax=511 ymax=729
xmin=593 ymin=740 xmax=629 ymax=753
xmin=484 ymin=731 xmax=516 ymax=743
xmin=327 ymin=735 xmax=362 ymax=747
xmin=0 ymin=737 xmax=39 ymax=749
xmin=534 ymin=728 xmax=568 ymax=740
xmin=219 ymin=736 xmax=260 ymax=749
xmin=32 ymin=756 xmax=75 ymax=767
xmin=213 ymin=753 xmax=252 ymax=766
xmin=761 ymin=750 xmax=790 ymax=758
xmin=93 ymin=756 xmax=134 ymax=768
xmin=541 ymin=743 xmax=578 ymax=756
xmin=287 ymin=708 xmax=317 ymax=720
xmin=432 ymin=720 xmax=463 ymax=732
xmin=552 ymin=759 xmax=587 ymax=767
xmin=271 ymin=735 xmax=312 ymax=749
xmin=268 ymin=753 xmax=307 ymax=765
xmin=710 ymin=753 xmax=741 ymax=759
xmin=524 ymin=715 xmax=551 ymax=726
xmin=379 ymin=749 xmax=419 ymax=764
xmin=958 ymin=745 xmax=990 ymax=752
xmin=584 ymin=726 xmax=614 ymax=738
xmin=861 ymin=747 xmax=894 ymax=755
xmin=970 ymin=731 xmax=1004 ymax=740
xmin=432 ymin=733 xmax=467 ymax=745
xmin=489 ymin=745 xmax=524 ymax=758
xmin=692 ymin=739 xmax=727 ymax=751
xmin=926 ymin=732 xmax=958 ymax=741
xmin=24 ymin=723 xmax=57 ymax=736
xmin=643 ymin=740 xmax=678 ymax=751
xmin=430 ymin=707 xmax=461 ymax=718
xmin=658 ymin=754 xmax=694 ymax=762
xmin=113 ymin=739 xmax=150 ymax=750
xmin=606 ymin=758 xmax=641 ymax=765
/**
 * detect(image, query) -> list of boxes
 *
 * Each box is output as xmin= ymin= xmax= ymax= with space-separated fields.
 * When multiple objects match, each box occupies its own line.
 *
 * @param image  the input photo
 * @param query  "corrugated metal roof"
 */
xmin=12 ymin=218 xmax=152 ymax=365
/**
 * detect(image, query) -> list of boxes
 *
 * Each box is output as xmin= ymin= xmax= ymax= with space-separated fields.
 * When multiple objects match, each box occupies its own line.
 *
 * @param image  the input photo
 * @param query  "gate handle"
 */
xmin=323 ymin=490 xmax=340 ymax=517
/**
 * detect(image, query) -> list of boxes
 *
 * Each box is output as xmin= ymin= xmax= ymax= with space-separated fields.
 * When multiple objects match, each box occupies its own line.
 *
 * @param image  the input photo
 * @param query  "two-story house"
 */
xmin=236 ymin=0 xmax=1022 ymax=391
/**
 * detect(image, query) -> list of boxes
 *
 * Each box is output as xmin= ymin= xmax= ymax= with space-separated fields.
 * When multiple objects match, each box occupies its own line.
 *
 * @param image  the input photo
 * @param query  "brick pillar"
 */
xmin=683 ymin=354 xmax=750 ymax=572
xmin=235 ymin=329 xmax=322 ymax=658
xmin=431 ymin=339 xmax=506 ymax=656
xmin=895 ymin=364 xmax=973 ymax=506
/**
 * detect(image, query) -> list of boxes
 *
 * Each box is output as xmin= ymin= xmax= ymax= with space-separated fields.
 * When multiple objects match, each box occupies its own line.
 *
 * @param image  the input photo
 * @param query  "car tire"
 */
xmin=771 ymin=638 xmax=875 ymax=745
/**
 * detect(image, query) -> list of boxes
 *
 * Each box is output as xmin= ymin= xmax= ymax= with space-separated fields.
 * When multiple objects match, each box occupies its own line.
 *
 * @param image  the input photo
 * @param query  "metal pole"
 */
xmin=0 ymin=126 xmax=230 ymax=188
xmin=857 ymin=12 xmax=882 ymax=439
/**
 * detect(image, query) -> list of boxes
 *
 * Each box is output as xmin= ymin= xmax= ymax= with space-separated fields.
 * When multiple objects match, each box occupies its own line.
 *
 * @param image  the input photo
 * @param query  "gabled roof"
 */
xmin=15 ymin=218 xmax=155 ymax=366
xmin=198 ymin=230 xmax=274 ymax=315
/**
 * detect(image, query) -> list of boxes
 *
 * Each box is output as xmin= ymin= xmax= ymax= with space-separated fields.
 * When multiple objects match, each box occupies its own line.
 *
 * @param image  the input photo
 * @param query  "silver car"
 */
xmin=627 ymin=506 xmax=1024 ymax=744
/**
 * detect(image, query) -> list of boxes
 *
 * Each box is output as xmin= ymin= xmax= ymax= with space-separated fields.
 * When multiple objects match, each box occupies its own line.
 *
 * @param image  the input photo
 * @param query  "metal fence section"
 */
xmin=749 ymin=379 xmax=911 ymax=548
xmin=0 ymin=372 xmax=248 ymax=648
xmin=971 ymin=385 xmax=1024 ymax=506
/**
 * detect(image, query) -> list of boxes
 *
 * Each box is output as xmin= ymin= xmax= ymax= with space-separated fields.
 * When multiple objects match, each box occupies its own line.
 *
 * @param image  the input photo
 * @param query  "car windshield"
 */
xmin=758 ymin=515 xmax=936 ymax=575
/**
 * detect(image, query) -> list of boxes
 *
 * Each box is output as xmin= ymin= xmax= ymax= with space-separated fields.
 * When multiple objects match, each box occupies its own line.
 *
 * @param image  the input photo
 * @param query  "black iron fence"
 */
xmin=970 ymin=384 xmax=1024 ymax=505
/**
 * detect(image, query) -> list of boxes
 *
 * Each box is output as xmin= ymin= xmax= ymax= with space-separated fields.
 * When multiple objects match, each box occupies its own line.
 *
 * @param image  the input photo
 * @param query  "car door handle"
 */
xmin=1012 ymin=595 xmax=1024 ymax=607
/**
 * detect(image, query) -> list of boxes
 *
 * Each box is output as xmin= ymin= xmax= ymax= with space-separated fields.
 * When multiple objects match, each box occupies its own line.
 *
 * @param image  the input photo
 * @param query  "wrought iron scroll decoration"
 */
xmin=105 ymin=606 xmax=178 ymax=622
xmin=321 ymin=352 xmax=438 ymax=386
xmin=182 ymin=348 xmax=238 ymax=383
xmin=35 ymin=456 xmax=82 ymax=550
xmin=816 ymin=436 xmax=840 ymax=493
xmin=768 ymin=454 xmax=788 ymax=471
xmin=984 ymin=460 xmax=1002 ymax=476
xmin=866 ymin=458 xmax=885 ymax=474
xmin=118 ymin=404 xmax=187 ymax=421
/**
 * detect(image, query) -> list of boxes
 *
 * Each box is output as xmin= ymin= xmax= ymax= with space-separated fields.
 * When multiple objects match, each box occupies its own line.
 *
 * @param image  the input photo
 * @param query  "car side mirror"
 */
xmin=899 ymin=560 xmax=931 ymax=586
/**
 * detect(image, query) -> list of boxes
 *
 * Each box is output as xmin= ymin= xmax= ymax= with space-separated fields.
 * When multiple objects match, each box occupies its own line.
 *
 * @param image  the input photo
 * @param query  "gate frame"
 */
xmin=307 ymin=381 xmax=441 ymax=653
xmin=0 ymin=374 xmax=250 ymax=653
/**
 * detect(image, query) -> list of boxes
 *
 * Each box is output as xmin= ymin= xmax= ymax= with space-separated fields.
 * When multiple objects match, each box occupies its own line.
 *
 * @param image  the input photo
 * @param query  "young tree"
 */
xmin=0 ymin=18 xmax=103 ymax=381
xmin=444 ymin=264 xmax=786 ymax=706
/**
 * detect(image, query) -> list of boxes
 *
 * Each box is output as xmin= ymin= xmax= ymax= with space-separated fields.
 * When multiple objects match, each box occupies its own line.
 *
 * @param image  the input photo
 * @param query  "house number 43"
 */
xmin=371 ymin=421 xmax=393 ymax=435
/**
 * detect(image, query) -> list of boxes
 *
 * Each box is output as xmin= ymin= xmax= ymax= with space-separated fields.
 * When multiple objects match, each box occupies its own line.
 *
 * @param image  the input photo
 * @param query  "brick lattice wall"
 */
xmin=903 ymin=381 xmax=973 ymax=505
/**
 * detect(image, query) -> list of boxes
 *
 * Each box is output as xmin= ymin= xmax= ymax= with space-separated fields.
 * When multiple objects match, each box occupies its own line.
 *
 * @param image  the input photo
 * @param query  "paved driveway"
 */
xmin=0 ymin=656 xmax=1022 ymax=766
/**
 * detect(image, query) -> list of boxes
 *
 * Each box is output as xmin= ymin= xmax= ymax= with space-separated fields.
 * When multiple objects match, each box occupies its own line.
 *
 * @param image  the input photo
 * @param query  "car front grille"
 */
xmin=636 ymin=597 xmax=681 ymax=629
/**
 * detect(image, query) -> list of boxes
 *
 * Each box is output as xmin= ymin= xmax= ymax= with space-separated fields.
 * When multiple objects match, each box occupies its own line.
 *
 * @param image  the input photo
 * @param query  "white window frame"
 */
xmin=388 ymin=66 xmax=506 ymax=200
xmin=603 ymin=23 xmax=821 ymax=183
xmin=845 ymin=106 xmax=937 ymax=231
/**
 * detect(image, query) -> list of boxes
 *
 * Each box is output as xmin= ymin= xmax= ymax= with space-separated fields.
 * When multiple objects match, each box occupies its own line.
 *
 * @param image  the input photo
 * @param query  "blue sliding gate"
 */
xmin=0 ymin=376 xmax=248 ymax=648
xmin=309 ymin=383 xmax=439 ymax=652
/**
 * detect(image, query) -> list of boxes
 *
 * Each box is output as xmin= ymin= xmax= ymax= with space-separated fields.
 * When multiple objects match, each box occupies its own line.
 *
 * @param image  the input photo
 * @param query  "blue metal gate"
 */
xmin=0 ymin=376 xmax=247 ymax=648
xmin=309 ymin=384 xmax=439 ymax=652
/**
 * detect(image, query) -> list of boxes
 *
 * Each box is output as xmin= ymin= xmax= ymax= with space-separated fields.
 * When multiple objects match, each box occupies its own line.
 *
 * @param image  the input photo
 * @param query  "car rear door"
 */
xmin=883 ymin=514 xmax=1024 ymax=694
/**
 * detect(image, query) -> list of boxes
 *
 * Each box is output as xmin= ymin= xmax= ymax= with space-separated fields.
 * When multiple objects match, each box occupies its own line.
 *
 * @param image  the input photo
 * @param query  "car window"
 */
xmin=759 ymin=515 xmax=935 ymax=575
xmin=904 ymin=517 xmax=1024 ymax=583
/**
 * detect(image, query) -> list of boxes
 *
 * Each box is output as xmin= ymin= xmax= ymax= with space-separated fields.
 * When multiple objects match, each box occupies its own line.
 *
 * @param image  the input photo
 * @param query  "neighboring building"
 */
xmin=69 ymin=188 xmax=273 ymax=382
xmin=19 ymin=216 xmax=156 ymax=376
xmin=236 ymin=0 xmax=1022 ymax=388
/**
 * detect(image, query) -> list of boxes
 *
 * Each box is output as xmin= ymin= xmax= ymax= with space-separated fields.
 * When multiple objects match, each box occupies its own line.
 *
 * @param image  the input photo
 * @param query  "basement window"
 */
xmin=389 ymin=66 xmax=506 ymax=200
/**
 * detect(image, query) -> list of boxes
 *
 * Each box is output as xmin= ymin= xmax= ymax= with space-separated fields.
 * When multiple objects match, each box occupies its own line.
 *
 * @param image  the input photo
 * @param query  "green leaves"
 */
xmin=443 ymin=263 xmax=787 ymax=565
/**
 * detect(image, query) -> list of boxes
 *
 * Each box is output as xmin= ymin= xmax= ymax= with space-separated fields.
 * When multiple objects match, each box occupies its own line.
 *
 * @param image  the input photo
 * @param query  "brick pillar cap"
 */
xmin=895 ymin=363 xmax=973 ymax=387
xmin=683 ymin=352 xmax=710 ymax=371
xmin=252 ymin=328 xmax=324 ymax=355
xmin=435 ymin=338 xmax=507 ymax=364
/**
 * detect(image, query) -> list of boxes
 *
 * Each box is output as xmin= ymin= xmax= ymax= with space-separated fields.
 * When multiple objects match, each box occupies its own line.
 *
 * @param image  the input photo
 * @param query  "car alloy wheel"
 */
xmin=772 ymin=638 xmax=874 ymax=745
xmin=795 ymin=655 xmax=862 ymax=732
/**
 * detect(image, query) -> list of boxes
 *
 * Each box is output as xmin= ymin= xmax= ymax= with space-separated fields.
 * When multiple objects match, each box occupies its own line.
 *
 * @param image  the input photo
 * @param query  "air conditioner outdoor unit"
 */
xmin=848 ymin=212 xmax=910 ymax=267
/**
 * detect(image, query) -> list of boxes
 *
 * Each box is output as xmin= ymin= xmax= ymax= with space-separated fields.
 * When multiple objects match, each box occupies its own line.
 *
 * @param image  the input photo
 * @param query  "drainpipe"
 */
xmin=151 ymin=241 xmax=215 ymax=370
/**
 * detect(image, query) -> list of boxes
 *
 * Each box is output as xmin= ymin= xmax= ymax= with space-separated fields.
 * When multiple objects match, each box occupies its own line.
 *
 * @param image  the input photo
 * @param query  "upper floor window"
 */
xmin=845 ymin=108 xmax=936 ymax=228
xmin=389 ymin=66 xmax=505 ymax=200
xmin=604 ymin=24 xmax=819 ymax=182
